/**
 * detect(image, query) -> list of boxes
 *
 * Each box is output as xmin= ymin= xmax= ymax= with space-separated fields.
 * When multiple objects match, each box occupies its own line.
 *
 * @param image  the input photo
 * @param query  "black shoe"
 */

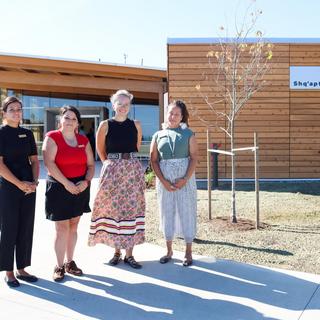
xmin=5 ymin=276 xmax=20 ymax=288
xmin=124 ymin=256 xmax=142 ymax=269
xmin=16 ymin=273 xmax=38 ymax=283
xmin=109 ymin=253 xmax=122 ymax=266
xmin=159 ymin=255 xmax=172 ymax=264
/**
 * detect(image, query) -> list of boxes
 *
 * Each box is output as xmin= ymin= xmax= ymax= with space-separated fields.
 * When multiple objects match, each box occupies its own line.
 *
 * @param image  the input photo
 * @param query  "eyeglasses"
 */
xmin=6 ymin=108 xmax=23 ymax=113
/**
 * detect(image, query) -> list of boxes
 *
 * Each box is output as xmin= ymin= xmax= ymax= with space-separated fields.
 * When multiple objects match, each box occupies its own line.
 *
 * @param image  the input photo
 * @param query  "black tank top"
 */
xmin=105 ymin=118 xmax=138 ymax=153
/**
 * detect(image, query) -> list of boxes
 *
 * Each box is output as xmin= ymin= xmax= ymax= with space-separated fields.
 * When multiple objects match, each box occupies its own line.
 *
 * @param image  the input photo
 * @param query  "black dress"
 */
xmin=0 ymin=125 xmax=37 ymax=271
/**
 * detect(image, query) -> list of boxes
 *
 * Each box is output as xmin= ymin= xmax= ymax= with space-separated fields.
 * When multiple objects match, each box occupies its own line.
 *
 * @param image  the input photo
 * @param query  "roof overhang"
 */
xmin=0 ymin=53 xmax=167 ymax=99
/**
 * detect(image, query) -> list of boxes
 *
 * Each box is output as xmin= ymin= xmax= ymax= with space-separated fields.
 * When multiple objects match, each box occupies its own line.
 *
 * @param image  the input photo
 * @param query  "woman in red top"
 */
xmin=42 ymin=106 xmax=94 ymax=282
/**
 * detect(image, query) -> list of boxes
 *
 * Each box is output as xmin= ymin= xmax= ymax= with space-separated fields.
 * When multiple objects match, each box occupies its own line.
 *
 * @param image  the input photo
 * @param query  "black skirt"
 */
xmin=45 ymin=175 xmax=91 ymax=221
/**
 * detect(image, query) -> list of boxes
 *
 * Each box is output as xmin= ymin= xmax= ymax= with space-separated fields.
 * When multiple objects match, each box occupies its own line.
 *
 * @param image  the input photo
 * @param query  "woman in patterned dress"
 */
xmin=88 ymin=90 xmax=145 ymax=269
xmin=150 ymin=100 xmax=198 ymax=267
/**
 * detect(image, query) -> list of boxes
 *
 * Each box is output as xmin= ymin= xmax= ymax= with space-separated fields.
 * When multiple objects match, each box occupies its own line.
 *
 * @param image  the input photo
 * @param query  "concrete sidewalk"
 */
xmin=0 ymin=177 xmax=320 ymax=320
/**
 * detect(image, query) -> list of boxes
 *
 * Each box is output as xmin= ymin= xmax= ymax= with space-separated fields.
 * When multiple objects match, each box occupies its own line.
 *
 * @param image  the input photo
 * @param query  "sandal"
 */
xmin=159 ymin=255 xmax=172 ymax=264
xmin=109 ymin=252 xmax=122 ymax=266
xmin=182 ymin=258 xmax=193 ymax=267
xmin=64 ymin=260 xmax=83 ymax=276
xmin=124 ymin=256 xmax=142 ymax=269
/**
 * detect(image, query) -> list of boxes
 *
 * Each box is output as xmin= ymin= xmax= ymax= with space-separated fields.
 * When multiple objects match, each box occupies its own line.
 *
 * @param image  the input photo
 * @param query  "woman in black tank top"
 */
xmin=105 ymin=118 xmax=138 ymax=154
xmin=88 ymin=90 xmax=146 ymax=269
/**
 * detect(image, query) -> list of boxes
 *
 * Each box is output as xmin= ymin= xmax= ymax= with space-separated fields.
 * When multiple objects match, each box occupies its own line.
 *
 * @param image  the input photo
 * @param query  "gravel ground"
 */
xmin=145 ymin=182 xmax=320 ymax=274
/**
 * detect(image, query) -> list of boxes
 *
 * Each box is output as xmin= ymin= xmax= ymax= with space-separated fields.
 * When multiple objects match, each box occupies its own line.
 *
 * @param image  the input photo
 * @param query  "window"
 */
xmin=134 ymin=105 xmax=159 ymax=142
xmin=51 ymin=97 xmax=77 ymax=108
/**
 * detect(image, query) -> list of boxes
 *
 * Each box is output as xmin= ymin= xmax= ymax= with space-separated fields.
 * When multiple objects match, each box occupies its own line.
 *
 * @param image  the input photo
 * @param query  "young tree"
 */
xmin=194 ymin=2 xmax=273 ymax=223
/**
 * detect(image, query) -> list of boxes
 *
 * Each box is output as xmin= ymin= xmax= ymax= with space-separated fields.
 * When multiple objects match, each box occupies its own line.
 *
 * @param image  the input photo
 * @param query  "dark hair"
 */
xmin=169 ymin=100 xmax=189 ymax=125
xmin=60 ymin=105 xmax=81 ymax=124
xmin=1 ymin=96 xmax=23 ymax=112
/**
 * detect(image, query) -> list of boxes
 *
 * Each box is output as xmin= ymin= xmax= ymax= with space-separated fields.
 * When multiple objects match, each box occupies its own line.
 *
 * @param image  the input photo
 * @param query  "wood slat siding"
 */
xmin=289 ymin=44 xmax=320 ymax=178
xmin=168 ymin=42 xmax=320 ymax=179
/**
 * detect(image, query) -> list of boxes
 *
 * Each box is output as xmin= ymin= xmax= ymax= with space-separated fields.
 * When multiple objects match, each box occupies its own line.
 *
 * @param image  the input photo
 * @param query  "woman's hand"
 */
xmin=64 ymin=181 xmax=80 ymax=195
xmin=163 ymin=179 xmax=177 ymax=192
xmin=18 ymin=181 xmax=35 ymax=194
xmin=173 ymin=177 xmax=187 ymax=190
xmin=27 ymin=181 xmax=37 ymax=193
xmin=76 ymin=180 xmax=89 ymax=193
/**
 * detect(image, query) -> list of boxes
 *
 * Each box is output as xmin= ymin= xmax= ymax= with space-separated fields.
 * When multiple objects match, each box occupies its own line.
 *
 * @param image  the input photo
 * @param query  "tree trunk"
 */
xmin=231 ymin=120 xmax=237 ymax=223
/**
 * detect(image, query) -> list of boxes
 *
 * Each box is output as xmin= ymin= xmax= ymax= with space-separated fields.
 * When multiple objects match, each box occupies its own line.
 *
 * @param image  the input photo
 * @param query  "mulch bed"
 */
xmin=204 ymin=216 xmax=269 ymax=232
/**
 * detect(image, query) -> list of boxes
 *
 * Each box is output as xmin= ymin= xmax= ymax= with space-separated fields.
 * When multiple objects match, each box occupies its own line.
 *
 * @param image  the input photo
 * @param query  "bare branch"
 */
xmin=195 ymin=0 xmax=272 ymax=222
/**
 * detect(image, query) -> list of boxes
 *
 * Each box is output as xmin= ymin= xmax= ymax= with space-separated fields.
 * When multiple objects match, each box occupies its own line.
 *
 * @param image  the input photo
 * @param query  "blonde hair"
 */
xmin=110 ymin=89 xmax=133 ymax=105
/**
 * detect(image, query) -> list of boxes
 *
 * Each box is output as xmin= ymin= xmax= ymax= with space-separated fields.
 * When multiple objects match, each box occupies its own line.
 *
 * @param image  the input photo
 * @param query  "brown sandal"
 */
xmin=53 ymin=265 xmax=65 ymax=282
xmin=109 ymin=252 xmax=122 ymax=266
xmin=65 ymin=260 xmax=83 ymax=276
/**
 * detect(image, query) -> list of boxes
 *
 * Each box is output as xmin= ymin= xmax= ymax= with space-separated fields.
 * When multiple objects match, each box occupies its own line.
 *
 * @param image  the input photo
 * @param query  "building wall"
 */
xmin=168 ymin=42 xmax=320 ymax=179
xmin=289 ymin=45 xmax=320 ymax=178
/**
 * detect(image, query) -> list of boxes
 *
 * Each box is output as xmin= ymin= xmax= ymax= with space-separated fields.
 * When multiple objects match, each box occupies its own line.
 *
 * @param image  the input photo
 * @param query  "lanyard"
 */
xmin=167 ymin=130 xmax=176 ymax=157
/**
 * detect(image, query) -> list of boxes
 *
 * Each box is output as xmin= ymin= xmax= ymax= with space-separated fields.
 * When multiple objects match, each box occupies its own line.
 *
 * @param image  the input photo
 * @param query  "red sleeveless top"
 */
xmin=46 ymin=130 xmax=89 ymax=178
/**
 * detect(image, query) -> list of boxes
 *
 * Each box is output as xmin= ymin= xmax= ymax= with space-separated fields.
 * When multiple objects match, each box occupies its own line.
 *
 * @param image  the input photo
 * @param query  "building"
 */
xmin=168 ymin=38 xmax=320 ymax=179
xmin=0 ymin=53 xmax=167 ymax=158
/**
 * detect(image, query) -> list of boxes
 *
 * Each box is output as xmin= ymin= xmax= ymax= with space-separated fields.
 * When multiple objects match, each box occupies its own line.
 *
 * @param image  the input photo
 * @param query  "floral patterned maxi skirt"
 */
xmin=88 ymin=159 xmax=145 ymax=249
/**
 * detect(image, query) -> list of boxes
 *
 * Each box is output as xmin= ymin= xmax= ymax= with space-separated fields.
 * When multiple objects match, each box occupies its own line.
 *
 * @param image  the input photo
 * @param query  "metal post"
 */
xmin=207 ymin=128 xmax=212 ymax=220
xmin=254 ymin=132 xmax=260 ymax=229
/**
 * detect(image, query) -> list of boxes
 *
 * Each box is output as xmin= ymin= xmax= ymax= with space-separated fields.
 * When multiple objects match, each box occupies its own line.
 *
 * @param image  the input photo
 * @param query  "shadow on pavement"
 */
xmin=193 ymin=238 xmax=294 ymax=256
xmin=18 ymin=270 xmax=278 ymax=320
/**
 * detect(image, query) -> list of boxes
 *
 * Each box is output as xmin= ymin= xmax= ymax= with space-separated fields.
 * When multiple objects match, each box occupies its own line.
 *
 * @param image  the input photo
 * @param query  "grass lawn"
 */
xmin=145 ymin=182 xmax=320 ymax=274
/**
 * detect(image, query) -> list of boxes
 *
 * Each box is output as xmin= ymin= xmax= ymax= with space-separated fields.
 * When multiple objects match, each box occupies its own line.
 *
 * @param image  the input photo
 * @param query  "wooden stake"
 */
xmin=254 ymin=132 xmax=260 ymax=229
xmin=207 ymin=128 xmax=212 ymax=220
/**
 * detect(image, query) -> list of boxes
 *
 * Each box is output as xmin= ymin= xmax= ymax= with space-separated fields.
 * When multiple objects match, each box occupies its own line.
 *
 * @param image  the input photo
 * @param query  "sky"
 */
xmin=0 ymin=0 xmax=320 ymax=68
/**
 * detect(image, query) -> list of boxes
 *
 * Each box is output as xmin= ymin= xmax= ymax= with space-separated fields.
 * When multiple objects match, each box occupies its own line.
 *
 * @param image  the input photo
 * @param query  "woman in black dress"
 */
xmin=0 ymin=96 xmax=39 ymax=287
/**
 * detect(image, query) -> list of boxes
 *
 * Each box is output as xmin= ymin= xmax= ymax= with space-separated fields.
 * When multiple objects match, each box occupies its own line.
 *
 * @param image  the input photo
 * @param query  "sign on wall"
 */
xmin=290 ymin=66 xmax=320 ymax=89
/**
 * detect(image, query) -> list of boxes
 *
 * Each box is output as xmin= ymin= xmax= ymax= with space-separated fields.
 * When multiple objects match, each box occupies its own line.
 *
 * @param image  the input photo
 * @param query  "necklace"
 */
xmin=167 ymin=129 xmax=176 ymax=157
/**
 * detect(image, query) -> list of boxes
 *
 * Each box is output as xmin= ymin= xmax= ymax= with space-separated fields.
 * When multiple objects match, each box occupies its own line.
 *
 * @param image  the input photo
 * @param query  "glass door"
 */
xmin=81 ymin=115 xmax=99 ymax=160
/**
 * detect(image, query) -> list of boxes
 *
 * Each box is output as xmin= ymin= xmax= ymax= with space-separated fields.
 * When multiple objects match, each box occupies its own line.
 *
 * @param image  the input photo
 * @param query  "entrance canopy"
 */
xmin=0 ymin=52 xmax=167 ymax=107
xmin=0 ymin=53 xmax=167 ymax=158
